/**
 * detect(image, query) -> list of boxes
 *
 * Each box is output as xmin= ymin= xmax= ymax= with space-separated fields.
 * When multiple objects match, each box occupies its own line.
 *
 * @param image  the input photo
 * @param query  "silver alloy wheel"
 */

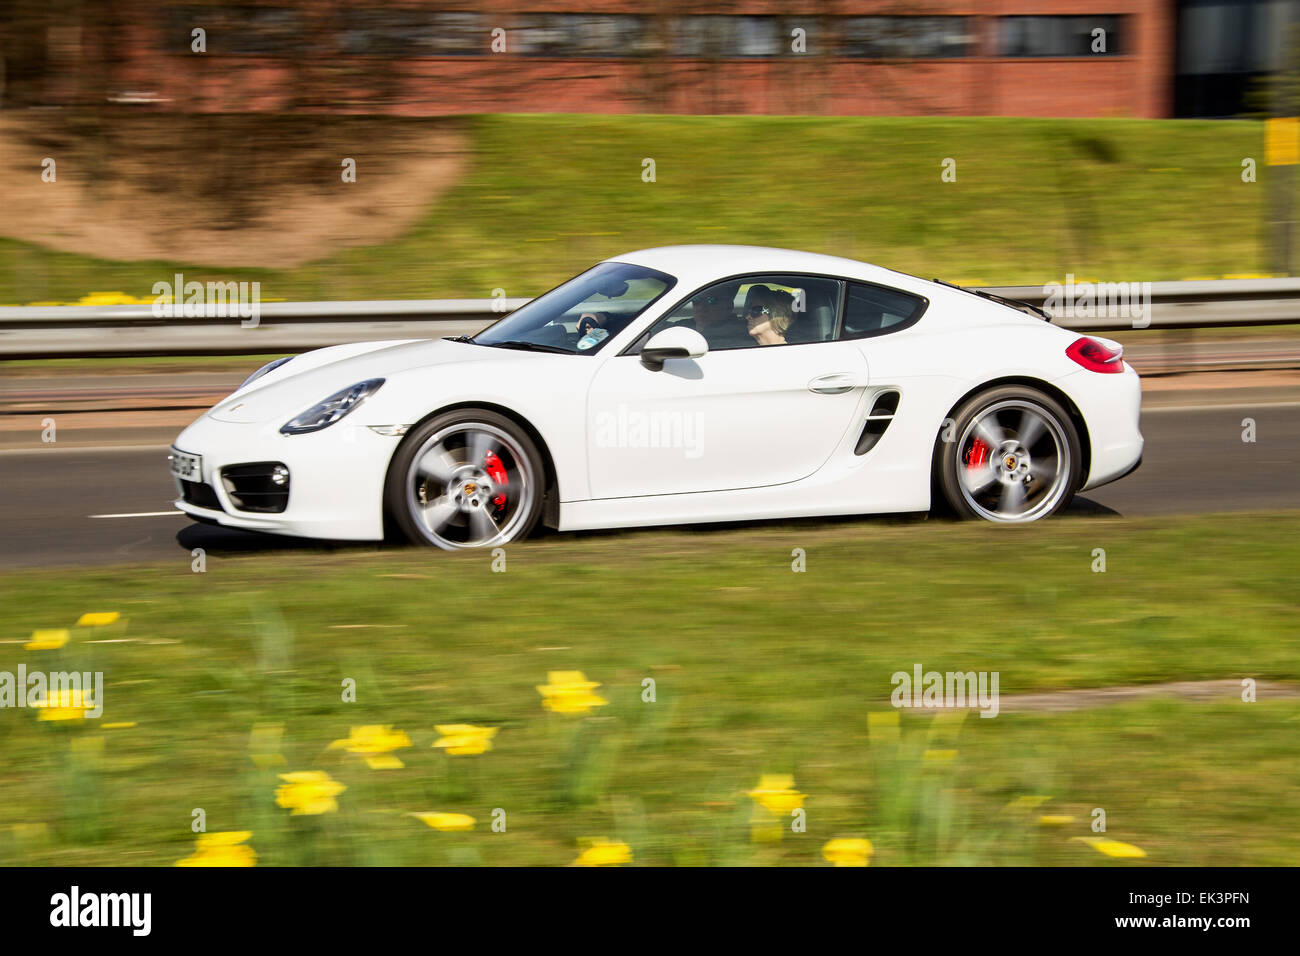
xmin=403 ymin=422 xmax=538 ymax=550
xmin=955 ymin=399 xmax=1072 ymax=523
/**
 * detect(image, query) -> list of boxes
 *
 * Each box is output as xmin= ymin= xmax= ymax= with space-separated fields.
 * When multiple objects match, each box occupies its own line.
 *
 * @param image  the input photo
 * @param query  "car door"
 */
xmin=584 ymin=275 xmax=869 ymax=499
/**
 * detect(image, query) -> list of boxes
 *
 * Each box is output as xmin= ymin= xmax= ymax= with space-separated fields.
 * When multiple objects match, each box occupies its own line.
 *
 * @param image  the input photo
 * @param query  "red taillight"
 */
xmin=1066 ymin=337 xmax=1124 ymax=373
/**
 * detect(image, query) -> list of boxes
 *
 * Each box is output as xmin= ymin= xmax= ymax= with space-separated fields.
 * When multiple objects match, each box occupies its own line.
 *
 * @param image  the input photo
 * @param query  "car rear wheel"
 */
xmin=386 ymin=410 xmax=544 ymax=550
xmin=937 ymin=386 xmax=1081 ymax=523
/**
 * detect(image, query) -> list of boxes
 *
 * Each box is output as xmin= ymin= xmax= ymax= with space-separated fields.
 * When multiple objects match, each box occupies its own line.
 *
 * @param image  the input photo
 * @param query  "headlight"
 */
xmin=239 ymin=356 xmax=294 ymax=391
xmin=280 ymin=379 xmax=385 ymax=435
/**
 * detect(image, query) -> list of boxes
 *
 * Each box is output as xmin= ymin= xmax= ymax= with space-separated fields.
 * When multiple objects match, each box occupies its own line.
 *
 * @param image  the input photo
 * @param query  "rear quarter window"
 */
xmin=839 ymin=283 xmax=927 ymax=340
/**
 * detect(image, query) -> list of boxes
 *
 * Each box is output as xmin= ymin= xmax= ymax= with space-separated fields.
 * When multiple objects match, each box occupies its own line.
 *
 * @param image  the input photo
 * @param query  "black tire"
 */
xmin=936 ymin=385 xmax=1082 ymax=523
xmin=385 ymin=409 xmax=545 ymax=549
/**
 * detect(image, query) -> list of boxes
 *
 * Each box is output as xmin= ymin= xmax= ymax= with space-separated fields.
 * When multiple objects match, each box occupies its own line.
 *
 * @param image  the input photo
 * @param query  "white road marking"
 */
xmin=0 ymin=443 xmax=170 ymax=456
xmin=89 ymin=511 xmax=181 ymax=519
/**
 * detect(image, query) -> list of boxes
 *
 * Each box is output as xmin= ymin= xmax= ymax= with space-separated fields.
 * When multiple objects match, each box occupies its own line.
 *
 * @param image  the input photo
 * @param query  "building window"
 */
xmin=336 ymin=11 xmax=487 ymax=56
xmin=573 ymin=15 xmax=653 ymax=56
xmin=509 ymin=15 xmax=576 ymax=56
xmin=418 ymin=13 xmax=489 ymax=56
xmin=509 ymin=14 xmax=650 ymax=57
xmin=778 ymin=16 xmax=820 ymax=55
xmin=170 ymin=6 xmax=301 ymax=55
xmin=338 ymin=12 xmax=415 ymax=56
xmin=840 ymin=17 xmax=973 ymax=59
xmin=999 ymin=15 xmax=1125 ymax=57
xmin=676 ymin=16 xmax=781 ymax=57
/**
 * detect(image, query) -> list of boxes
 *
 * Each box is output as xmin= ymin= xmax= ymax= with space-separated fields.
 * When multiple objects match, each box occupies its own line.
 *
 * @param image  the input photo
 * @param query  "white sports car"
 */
xmin=170 ymin=245 xmax=1143 ymax=549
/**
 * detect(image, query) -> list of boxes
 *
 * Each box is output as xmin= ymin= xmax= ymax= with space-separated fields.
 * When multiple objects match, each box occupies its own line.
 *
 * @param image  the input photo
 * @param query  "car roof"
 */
xmin=608 ymin=244 xmax=936 ymax=296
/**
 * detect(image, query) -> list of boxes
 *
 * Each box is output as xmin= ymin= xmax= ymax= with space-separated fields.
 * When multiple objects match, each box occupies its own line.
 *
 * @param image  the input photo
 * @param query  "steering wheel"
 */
xmin=577 ymin=312 xmax=609 ymax=337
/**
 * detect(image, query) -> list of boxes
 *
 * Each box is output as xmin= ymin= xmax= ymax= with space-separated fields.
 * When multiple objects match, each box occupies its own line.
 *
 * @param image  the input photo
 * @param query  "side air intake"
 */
xmin=854 ymin=389 xmax=901 ymax=456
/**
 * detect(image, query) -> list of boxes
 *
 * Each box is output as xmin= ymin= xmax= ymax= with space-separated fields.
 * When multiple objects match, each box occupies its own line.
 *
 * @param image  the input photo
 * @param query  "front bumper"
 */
xmin=171 ymin=412 xmax=402 ymax=540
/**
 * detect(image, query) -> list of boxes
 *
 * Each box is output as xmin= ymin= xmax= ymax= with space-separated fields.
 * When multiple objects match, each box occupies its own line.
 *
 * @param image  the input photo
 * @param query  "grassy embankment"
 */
xmin=0 ymin=115 xmax=1271 ymax=307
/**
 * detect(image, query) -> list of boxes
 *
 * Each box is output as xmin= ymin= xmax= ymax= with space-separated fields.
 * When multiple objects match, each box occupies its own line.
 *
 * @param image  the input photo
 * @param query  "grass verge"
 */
xmin=0 ymin=512 xmax=1296 ymax=865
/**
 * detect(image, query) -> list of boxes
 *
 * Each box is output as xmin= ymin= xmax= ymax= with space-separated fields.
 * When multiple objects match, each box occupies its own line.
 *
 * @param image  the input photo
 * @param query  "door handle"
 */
xmin=808 ymin=373 xmax=859 ymax=395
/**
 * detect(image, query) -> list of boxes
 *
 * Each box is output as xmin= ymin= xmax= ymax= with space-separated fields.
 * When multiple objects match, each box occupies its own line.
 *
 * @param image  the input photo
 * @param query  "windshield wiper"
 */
xmin=444 ymin=334 xmax=477 ymax=344
xmin=482 ymin=340 xmax=574 ymax=354
xmin=932 ymin=279 xmax=1051 ymax=322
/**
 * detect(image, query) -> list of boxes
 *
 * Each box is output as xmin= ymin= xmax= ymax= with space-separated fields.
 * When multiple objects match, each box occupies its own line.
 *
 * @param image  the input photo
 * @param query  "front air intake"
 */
xmin=180 ymin=479 xmax=224 ymax=511
xmin=220 ymin=462 xmax=290 ymax=514
xmin=854 ymin=390 xmax=901 ymax=456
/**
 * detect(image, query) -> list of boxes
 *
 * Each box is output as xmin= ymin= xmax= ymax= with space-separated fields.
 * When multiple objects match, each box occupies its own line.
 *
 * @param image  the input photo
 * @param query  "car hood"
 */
xmin=208 ymin=337 xmax=528 ymax=424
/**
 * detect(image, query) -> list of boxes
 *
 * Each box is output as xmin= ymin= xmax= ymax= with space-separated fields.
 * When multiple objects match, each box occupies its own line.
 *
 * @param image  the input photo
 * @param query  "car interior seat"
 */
xmin=789 ymin=288 xmax=835 ymax=343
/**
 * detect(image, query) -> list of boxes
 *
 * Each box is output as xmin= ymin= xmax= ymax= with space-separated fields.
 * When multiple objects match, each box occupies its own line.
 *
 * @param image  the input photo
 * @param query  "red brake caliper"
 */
xmin=966 ymin=437 xmax=990 ymax=471
xmin=484 ymin=450 xmax=508 ymax=511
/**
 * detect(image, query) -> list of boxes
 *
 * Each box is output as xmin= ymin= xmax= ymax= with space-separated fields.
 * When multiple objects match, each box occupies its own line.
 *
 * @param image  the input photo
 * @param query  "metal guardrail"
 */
xmin=990 ymin=278 xmax=1300 ymax=332
xmin=2 ymin=280 xmax=1300 ymax=357
xmin=0 ymin=299 xmax=532 ymax=357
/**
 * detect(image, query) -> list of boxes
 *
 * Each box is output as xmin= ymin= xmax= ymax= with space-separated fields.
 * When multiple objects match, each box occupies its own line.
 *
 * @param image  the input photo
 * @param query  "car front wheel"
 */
xmin=386 ymin=409 xmax=544 ymax=550
xmin=937 ymin=385 xmax=1082 ymax=523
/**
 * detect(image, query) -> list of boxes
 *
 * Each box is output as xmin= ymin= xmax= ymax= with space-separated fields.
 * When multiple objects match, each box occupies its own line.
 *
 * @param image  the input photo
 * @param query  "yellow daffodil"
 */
xmin=1071 ymin=836 xmax=1147 ymax=858
xmin=433 ymin=724 xmax=499 ymax=756
xmin=746 ymin=773 xmax=805 ymax=842
xmin=275 ymin=771 xmax=346 ymax=815
xmin=1039 ymin=815 xmax=1076 ymax=827
xmin=76 ymin=612 xmax=120 ymax=627
xmin=747 ymin=774 xmax=805 ymax=814
xmin=328 ymin=724 xmax=411 ymax=769
xmin=35 ymin=688 xmax=94 ymax=721
xmin=537 ymin=671 xmax=608 ymax=715
xmin=76 ymin=292 xmax=153 ymax=307
xmin=573 ymin=838 xmax=632 ymax=867
xmin=823 ymin=838 xmax=873 ymax=867
xmin=409 ymin=812 xmax=475 ymax=832
xmin=25 ymin=629 xmax=69 ymax=650
xmin=175 ymin=831 xmax=257 ymax=867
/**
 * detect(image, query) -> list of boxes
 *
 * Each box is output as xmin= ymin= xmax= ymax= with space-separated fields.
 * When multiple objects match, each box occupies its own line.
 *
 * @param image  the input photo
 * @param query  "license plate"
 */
xmin=169 ymin=448 xmax=202 ymax=482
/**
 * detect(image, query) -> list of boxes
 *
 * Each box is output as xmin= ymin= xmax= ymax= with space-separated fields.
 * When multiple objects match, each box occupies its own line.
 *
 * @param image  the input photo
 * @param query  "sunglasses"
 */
xmin=747 ymin=305 xmax=771 ymax=318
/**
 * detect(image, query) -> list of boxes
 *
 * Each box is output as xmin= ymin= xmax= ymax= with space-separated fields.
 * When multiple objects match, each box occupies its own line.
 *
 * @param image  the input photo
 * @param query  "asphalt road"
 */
xmin=0 ymin=402 xmax=1296 ymax=570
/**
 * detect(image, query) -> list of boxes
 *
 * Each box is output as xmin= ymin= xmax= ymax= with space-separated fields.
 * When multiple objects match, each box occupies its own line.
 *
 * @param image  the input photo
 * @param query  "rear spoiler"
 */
xmin=932 ymin=279 xmax=1052 ymax=322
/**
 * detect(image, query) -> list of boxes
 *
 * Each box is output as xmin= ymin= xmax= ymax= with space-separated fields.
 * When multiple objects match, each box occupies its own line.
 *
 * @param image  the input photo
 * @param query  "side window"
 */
xmin=637 ymin=275 xmax=844 ymax=352
xmin=839 ymin=283 xmax=927 ymax=340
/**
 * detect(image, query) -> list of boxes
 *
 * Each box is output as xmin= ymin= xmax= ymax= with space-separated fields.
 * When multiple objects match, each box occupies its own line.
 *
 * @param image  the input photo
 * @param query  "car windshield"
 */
xmin=473 ymin=262 xmax=676 ymax=355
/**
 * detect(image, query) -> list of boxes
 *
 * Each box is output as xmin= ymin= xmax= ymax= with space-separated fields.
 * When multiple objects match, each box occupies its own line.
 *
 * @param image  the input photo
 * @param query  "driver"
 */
xmin=685 ymin=283 xmax=752 ymax=350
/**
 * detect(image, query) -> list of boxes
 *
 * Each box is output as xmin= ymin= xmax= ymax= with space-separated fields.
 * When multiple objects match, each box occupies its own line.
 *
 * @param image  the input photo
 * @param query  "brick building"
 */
xmin=0 ymin=0 xmax=1257 ymax=119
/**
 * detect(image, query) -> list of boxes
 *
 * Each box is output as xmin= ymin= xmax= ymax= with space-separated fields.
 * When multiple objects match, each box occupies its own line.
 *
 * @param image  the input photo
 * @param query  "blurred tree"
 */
xmin=0 ymin=0 xmax=59 ymax=107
